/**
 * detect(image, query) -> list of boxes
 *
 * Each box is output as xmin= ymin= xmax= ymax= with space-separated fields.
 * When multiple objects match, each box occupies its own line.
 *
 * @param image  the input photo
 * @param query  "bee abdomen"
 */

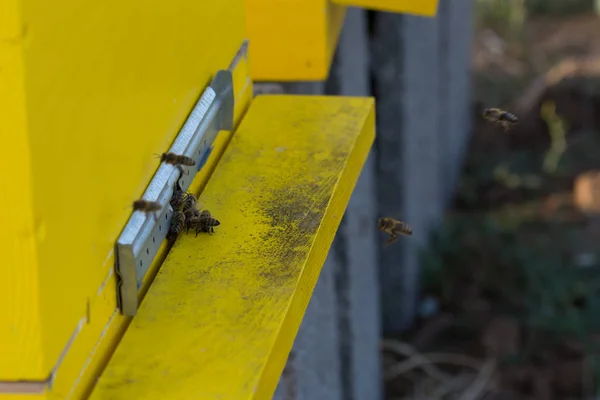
xmin=170 ymin=189 xmax=185 ymax=210
xmin=500 ymin=112 xmax=518 ymax=123
xmin=167 ymin=210 xmax=185 ymax=239
xmin=395 ymin=222 xmax=413 ymax=235
xmin=201 ymin=217 xmax=221 ymax=227
xmin=182 ymin=193 xmax=197 ymax=212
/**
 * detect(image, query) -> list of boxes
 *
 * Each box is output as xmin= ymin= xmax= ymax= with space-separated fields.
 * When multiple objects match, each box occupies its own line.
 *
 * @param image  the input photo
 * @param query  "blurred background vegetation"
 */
xmin=383 ymin=1 xmax=600 ymax=399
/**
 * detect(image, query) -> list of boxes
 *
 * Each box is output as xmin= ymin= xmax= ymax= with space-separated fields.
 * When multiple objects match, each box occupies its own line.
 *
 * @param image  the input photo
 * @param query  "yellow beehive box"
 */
xmin=243 ymin=0 xmax=438 ymax=81
xmin=0 ymin=0 xmax=250 ymax=396
xmin=243 ymin=0 xmax=346 ymax=81
xmin=332 ymin=0 xmax=438 ymax=16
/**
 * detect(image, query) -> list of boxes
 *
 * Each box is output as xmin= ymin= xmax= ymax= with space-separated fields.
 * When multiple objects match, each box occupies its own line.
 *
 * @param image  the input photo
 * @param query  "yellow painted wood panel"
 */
xmin=0 ymin=45 xmax=253 ymax=400
xmin=0 ymin=0 xmax=249 ymax=386
xmin=332 ymin=0 xmax=438 ymax=16
xmin=90 ymin=95 xmax=376 ymax=400
xmin=244 ymin=0 xmax=346 ymax=81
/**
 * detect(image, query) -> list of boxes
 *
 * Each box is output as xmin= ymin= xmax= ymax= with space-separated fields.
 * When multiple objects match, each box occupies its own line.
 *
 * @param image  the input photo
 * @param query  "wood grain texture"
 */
xmin=90 ymin=95 xmax=375 ymax=400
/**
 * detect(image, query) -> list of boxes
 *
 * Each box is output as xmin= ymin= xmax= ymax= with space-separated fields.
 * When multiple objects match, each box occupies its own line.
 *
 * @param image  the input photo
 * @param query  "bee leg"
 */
xmin=384 ymin=235 xmax=398 ymax=246
xmin=153 ymin=212 xmax=159 ymax=222
xmin=195 ymin=227 xmax=200 ymax=238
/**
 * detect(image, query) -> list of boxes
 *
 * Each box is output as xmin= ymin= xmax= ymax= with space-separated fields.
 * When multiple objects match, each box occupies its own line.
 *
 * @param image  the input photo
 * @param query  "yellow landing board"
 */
xmin=90 ymin=95 xmax=375 ymax=400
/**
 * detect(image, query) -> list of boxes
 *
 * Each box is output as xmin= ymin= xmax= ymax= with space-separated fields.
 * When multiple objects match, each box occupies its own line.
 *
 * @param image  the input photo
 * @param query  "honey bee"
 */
xmin=132 ymin=200 xmax=162 ymax=221
xmin=377 ymin=217 xmax=412 ymax=246
xmin=167 ymin=210 xmax=185 ymax=240
xmin=184 ymin=208 xmax=201 ymax=233
xmin=182 ymin=193 xmax=197 ymax=213
xmin=189 ymin=210 xmax=221 ymax=237
xmin=170 ymin=187 xmax=186 ymax=210
xmin=158 ymin=152 xmax=196 ymax=167
xmin=482 ymin=108 xmax=519 ymax=131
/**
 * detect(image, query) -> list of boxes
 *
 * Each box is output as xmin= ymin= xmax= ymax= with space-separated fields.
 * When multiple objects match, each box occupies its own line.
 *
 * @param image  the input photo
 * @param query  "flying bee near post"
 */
xmin=482 ymin=108 xmax=519 ymax=131
xmin=189 ymin=209 xmax=221 ymax=237
xmin=378 ymin=217 xmax=412 ymax=246
xmin=132 ymin=200 xmax=162 ymax=221
xmin=167 ymin=210 xmax=186 ymax=240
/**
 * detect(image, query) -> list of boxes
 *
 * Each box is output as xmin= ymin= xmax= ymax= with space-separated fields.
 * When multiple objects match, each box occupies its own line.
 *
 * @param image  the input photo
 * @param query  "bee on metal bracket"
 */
xmin=156 ymin=152 xmax=197 ymax=177
xmin=170 ymin=185 xmax=186 ymax=211
xmin=157 ymin=152 xmax=196 ymax=167
xmin=132 ymin=200 xmax=162 ymax=221
xmin=377 ymin=217 xmax=412 ymax=246
xmin=182 ymin=192 xmax=197 ymax=213
xmin=184 ymin=208 xmax=201 ymax=233
xmin=167 ymin=210 xmax=186 ymax=240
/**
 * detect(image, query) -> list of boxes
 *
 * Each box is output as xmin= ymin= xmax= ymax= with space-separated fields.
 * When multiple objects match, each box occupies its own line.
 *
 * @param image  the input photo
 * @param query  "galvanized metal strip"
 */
xmin=116 ymin=68 xmax=234 ymax=316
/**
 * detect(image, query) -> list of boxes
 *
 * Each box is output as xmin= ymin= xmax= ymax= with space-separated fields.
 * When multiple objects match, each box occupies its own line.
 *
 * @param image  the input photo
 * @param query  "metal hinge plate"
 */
xmin=115 ymin=41 xmax=247 ymax=316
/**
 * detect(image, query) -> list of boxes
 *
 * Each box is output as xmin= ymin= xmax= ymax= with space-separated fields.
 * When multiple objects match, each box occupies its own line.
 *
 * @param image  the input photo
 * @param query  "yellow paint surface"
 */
xmin=244 ymin=0 xmax=346 ymax=81
xmin=332 ymin=0 xmax=438 ymax=16
xmin=0 ymin=0 xmax=250 ymax=390
xmin=90 ymin=95 xmax=376 ymax=400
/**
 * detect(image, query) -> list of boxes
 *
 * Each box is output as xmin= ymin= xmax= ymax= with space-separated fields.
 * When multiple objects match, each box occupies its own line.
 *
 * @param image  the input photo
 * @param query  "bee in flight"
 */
xmin=167 ymin=210 xmax=185 ymax=240
xmin=158 ymin=152 xmax=196 ymax=167
xmin=189 ymin=210 xmax=221 ymax=237
xmin=132 ymin=200 xmax=162 ymax=221
xmin=378 ymin=217 xmax=412 ymax=246
xmin=482 ymin=108 xmax=518 ymax=131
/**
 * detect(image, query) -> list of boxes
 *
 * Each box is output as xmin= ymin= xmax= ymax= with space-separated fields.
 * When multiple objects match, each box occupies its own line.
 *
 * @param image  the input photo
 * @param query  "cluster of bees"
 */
xmin=131 ymin=152 xmax=220 ymax=240
xmin=376 ymin=108 xmax=518 ymax=246
xmin=167 ymin=184 xmax=220 ymax=240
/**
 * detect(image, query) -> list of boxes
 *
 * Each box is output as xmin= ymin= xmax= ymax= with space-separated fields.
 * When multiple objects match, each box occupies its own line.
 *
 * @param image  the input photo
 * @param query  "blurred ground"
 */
xmin=383 ymin=8 xmax=600 ymax=400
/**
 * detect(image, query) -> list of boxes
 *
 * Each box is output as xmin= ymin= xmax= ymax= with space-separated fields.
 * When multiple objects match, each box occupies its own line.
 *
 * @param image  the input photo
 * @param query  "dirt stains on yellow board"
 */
xmin=90 ymin=95 xmax=375 ymax=400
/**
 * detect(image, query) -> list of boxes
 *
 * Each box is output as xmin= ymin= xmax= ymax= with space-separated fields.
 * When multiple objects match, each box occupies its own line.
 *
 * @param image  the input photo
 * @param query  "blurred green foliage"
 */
xmin=474 ymin=0 xmax=595 ymax=39
xmin=420 ymin=213 xmax=600 ymax=357
xmin=474 ymin=0 xmax=526 ymax=40
xmin=525 ymin=0 xmax=595 ymax=15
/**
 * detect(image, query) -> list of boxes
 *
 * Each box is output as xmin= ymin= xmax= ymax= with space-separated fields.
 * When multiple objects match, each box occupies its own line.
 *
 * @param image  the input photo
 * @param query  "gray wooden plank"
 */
xmin=292 ymin=255 xmax=343 ymax=400
xmin=438 ymin=0 xmax=473 ymax=204
xmin=447 ymin=0 xmax=473 ymax=204
xmin=332 ymin=8 xmax=383 ymax=400
xmin=372 ymin=12 xmax=442 ymax=333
